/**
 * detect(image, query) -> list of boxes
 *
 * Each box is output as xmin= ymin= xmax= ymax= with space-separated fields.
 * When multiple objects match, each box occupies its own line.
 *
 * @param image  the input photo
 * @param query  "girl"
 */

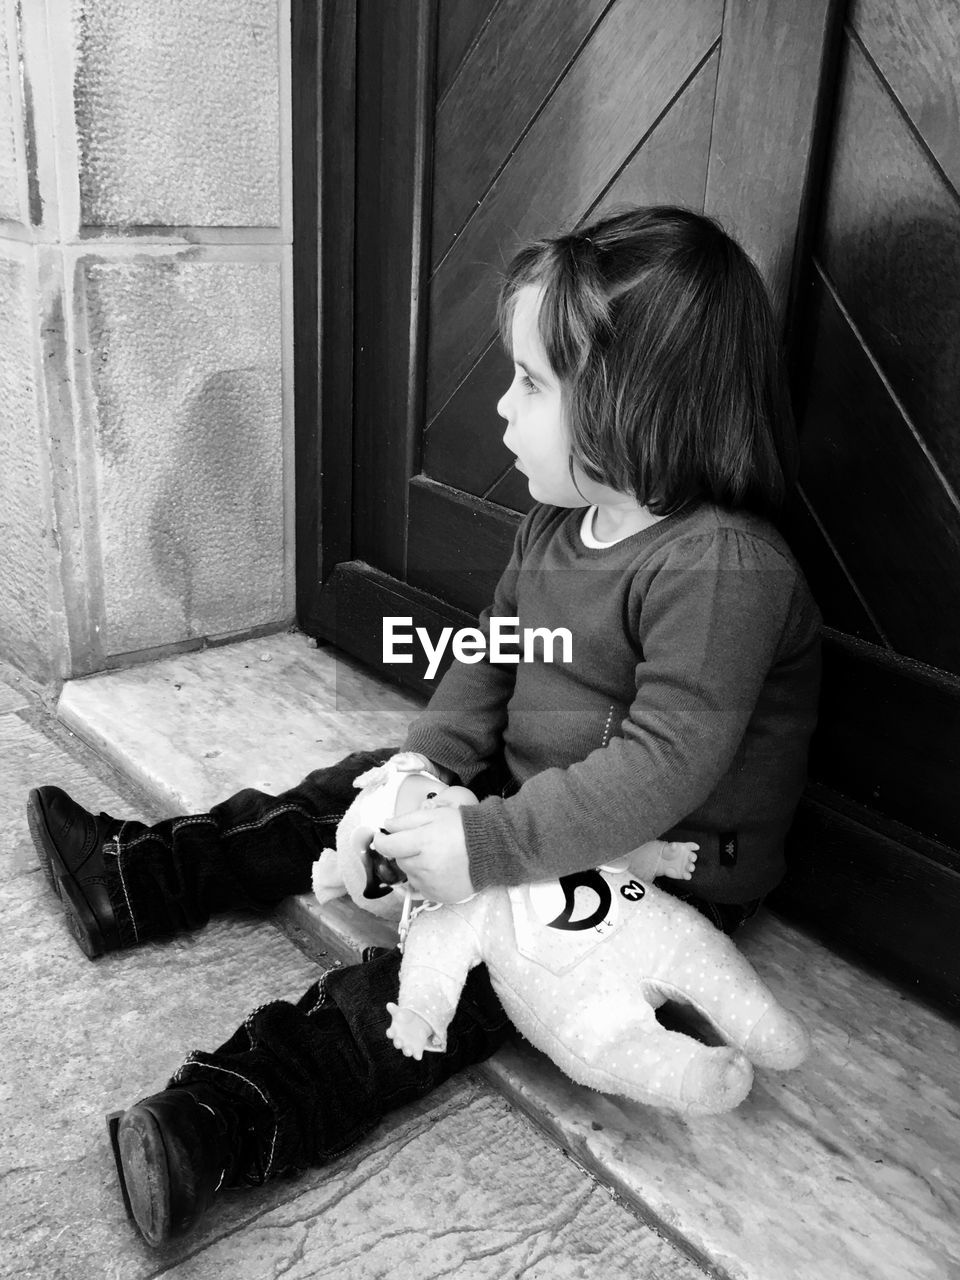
xmin=27 ymin=206 xmax=821 ymax=1246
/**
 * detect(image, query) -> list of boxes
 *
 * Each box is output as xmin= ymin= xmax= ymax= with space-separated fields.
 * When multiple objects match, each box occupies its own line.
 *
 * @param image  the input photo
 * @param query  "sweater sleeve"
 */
xmin=461 ymin=530 xmax=800 ymax=888
xmin=401 ymin=509 xmax=539 ymax=785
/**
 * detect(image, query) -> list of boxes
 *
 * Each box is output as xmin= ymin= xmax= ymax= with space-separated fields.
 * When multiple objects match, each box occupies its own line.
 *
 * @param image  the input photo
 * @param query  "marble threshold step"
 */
xmin=58 ymin=631 xmax=959 ymax=1280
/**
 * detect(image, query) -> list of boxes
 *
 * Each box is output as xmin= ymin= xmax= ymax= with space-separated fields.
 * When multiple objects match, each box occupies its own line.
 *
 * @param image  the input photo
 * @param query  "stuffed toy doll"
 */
xmin=312 ymin=753 xmax=809 ymax=1117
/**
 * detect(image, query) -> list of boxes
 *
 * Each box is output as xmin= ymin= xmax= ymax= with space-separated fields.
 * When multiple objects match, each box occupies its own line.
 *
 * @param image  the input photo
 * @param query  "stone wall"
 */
xmin=0 ymin=0 xmax=293 ymax=681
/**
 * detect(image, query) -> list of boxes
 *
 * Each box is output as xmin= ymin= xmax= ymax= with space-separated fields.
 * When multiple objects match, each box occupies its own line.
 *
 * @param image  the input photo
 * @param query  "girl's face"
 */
xmin=497 ymin=285 xmax=589 ymax=508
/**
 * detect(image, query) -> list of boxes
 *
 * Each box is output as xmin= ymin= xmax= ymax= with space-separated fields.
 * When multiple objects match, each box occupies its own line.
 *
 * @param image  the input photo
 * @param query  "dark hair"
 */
xmin=497 ymin=205 xmax=798 ymax=517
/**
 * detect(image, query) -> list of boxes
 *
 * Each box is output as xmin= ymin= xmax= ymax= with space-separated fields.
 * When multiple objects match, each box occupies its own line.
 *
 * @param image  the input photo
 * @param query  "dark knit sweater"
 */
xmin=403 ymin=501 xmax=821 ymax=903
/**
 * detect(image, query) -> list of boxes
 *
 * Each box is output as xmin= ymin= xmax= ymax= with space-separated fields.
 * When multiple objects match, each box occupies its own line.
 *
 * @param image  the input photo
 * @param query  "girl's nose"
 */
xmin=496 ymin=386 xmax=511 ymax=422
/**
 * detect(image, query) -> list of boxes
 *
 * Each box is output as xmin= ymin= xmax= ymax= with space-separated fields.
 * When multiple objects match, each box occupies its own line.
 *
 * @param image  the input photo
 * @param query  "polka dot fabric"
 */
xmin=397 ymin=869 xmax=809 ymax=1116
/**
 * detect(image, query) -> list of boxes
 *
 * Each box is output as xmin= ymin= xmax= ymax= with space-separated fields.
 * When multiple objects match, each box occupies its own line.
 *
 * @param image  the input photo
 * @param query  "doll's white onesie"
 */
xmin=396 ymin=866 xmax=808 ymax=1115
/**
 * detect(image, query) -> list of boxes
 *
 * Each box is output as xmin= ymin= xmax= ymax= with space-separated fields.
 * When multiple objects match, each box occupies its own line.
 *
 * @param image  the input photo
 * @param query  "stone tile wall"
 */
xmin=0 ymin=12 xmax=21 ymax=218
xmin=0 ymin=246 xmax=64 ymax=675
xmin=0 ymin=0 xmax=293 ymax=680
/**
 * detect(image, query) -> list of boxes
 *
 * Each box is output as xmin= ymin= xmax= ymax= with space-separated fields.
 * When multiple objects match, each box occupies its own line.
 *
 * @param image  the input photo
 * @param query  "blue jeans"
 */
xmin=103 ymin=747 xmax=755 ymax=1181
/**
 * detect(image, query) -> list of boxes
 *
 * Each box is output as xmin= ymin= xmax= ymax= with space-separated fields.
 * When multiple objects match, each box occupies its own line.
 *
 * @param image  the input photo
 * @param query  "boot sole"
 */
xmin=26 ymin=790 xmax=107 ymax=959
xmin=25 ymin=791 xmax=59 ymax=897
xmin=111 ymin=1108 xmax=175 ymax=1248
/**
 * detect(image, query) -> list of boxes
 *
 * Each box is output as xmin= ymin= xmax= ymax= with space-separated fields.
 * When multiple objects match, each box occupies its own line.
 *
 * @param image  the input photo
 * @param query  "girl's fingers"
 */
xmin=372 ymin=830 xmax=422 ymax=860
xmin=379 ymin=808 xmax=435 ymax=833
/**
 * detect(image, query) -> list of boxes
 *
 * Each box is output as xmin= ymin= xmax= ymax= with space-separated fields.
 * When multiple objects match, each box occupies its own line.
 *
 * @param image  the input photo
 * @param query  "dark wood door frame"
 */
xmin=351 ymin=0 xmax=437 ymax=579
xmin=294 ymin=0 xmax=440 ymax=644
xmin=292 ymin=0 xmax=358 ymax=621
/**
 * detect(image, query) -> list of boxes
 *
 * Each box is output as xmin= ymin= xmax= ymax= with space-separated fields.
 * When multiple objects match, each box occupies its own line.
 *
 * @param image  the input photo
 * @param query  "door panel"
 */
xmin=407 ymin=478 xmax=520 ymax=615
xmin=701 ymin=0 xmax=841 ymax=318
xmin=431 ymin=0 xmax=613 ymax=269
xmin=778 ymin=498 xmax=885 ymax=644
xmin=816 ymin=36 xmax=960 ymax=505
xmin=425 ymin=0 xmax=723 ymax=424
xmin=590 ymin=49 xmax=719 ymax=219
xmin=421 ymin=341 xmax=513 ymax=498
xmin=799 ymin=275 xmax=960 ymax=670
xmin=421 ymin=47 xmax=720 ymax=507
xmin=485 ymin=462 xmax=535 ymax=513
xmin=434 ymin=0 xmax=499 ymax=103
xmin=849 ymin=0 xmax=960 ymax=194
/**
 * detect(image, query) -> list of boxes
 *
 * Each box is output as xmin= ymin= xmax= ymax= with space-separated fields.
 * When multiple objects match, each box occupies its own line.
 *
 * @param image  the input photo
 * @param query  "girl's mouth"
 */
xmin=514 ymin=460 xmax=527 ymax=475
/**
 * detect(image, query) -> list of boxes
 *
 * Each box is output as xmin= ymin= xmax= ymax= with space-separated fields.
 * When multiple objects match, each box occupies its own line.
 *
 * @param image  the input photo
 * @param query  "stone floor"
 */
xmin=0 ymin=653 xmax=705 ymax=1280
xmin=7 ymin=630 xmax=960 ymax=1279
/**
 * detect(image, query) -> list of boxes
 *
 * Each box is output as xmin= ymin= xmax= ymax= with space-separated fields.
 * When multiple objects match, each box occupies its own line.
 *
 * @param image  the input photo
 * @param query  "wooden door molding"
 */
xmin=295 ymin=0 xmax=437 ymax=628
xmin=293 ymin=0 xmax=358 ymax=631
xmin=316 ymin=558 xmax=473 ymax=702
xmin=351 ymin=0 xmax=437 ymax=577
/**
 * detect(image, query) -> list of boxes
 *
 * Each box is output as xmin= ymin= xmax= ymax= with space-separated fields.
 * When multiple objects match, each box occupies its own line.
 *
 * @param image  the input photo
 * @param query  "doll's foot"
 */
xmin=681 ymin=1046 xmax=753 ymax=1114
xmin=655 ymin=840 xmax=699 ymax=881
xmin=742 ymin=1006 xmax=810 ymax=1070
xmin=108 ymin=1083 xmax=260 ymax=1246
xmin=385 ymin=1002 xmax=436 ymax=1059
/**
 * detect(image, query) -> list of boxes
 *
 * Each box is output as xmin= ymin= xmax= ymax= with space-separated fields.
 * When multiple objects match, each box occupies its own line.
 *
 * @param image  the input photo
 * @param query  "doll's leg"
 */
xmin=546 ymin=1012 xmax=753 ymax=1116
xmin=662 ymin=928 xmax=809 ymax=1070
xmin=28 ymin=746 xmax=398 ymax=954
xmin=110 ymin=951 xmax=510 ymax=1245
xmin=629 ymin=838 xmax=699 ymax=881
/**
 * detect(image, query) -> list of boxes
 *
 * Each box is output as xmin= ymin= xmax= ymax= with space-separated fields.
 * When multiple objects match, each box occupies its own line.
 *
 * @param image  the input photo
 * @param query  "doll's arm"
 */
xmin=385 ymin=1004 xmax=437 ymax=1059
xmin=387 ymin=902 xmax=484 ymax=1055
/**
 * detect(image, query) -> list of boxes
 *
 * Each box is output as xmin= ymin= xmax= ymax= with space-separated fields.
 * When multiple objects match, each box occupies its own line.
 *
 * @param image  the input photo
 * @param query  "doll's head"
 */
xmin=363 ymin=772 xmax=477 ymax=900
xmin=311 ymin=754 xmax=476 ymax=921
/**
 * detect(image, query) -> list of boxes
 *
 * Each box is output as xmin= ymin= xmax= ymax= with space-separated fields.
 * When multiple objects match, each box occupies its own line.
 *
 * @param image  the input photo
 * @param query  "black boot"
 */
xmin=27 ymin=786 xmax=126 ymax=958
xmin=108 ymin=1083 xmax=263 ymax=1247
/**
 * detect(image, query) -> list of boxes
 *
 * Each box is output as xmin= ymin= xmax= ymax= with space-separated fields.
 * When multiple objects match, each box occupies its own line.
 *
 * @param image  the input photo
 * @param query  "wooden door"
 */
xmin=301 ymin=0 xmax=840 ymax=676
xmin=291 ymin=0 xmax=960 ymax=1006
xmin=768 ymin=0 xmax=960 ymax=1009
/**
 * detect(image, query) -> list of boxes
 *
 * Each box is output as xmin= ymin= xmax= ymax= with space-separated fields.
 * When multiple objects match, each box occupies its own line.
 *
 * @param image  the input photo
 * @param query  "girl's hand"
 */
xmin=373 ymin=805 xmax=475 ymax=902
xmin=385 ymin=1002 xmax=434 ymax=1059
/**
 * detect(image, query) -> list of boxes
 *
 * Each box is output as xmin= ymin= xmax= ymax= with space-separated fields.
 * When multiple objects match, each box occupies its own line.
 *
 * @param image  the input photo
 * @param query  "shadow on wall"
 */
xmin=141 ymin=368 xmax=284 ymax=648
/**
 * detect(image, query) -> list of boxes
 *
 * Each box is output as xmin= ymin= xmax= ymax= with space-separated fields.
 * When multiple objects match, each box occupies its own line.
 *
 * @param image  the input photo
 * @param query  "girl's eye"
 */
xmin=520 ymin=373 xmax=537 ymax=393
